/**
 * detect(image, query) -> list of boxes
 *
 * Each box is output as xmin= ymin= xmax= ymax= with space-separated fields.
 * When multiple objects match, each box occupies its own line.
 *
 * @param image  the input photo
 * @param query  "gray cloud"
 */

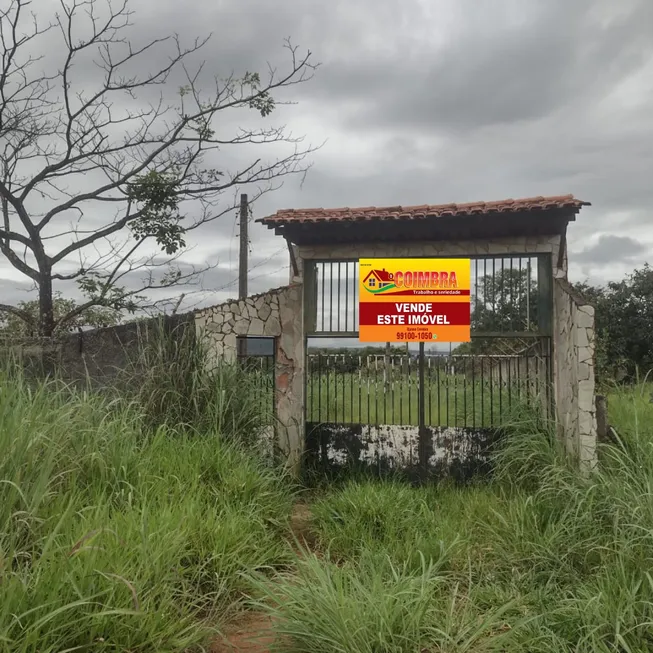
xmin=300 ymin=1 xmax=652 ymax=130
xmin=1 ymin=0 xmax=653 ymax=318
xmin=573 ymin=235 xmax=648 ymax=265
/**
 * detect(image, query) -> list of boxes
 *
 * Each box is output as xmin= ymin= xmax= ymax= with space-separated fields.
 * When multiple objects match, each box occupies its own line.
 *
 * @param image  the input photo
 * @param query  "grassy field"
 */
xmin=306 ymin=370 xmax=550 ymax=427
xmin=2 ymin=349 xmax=653 ymax=651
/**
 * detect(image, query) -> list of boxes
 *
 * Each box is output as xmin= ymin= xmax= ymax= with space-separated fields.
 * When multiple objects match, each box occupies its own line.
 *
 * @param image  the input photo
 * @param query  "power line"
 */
xmin=209 ymin=261 xmax=289 ymax=295
xmin=209 ymin=245 xmax=287 ymax=292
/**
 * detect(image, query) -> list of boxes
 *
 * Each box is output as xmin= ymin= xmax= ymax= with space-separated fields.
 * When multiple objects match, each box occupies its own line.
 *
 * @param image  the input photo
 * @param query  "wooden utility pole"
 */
xmin=237 ymin=193 xmax=248 ymax=361
xmin=171 ymin=293 xmax=185 ymax=315
xmin=238 ymin=193 xmax=248 ymax=300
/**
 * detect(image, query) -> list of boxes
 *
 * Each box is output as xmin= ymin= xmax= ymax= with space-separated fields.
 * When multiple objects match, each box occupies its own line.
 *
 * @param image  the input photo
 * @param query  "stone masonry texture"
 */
xmin=553 ymin=278 xmax=597 ymax=470
xmin=194 ymin=284 xmax=304 ymax=473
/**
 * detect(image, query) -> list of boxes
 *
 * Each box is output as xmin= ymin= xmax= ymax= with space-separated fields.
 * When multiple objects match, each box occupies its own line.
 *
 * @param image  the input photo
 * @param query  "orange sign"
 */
xmin=358 ymin=258 xmax=471 ymax=343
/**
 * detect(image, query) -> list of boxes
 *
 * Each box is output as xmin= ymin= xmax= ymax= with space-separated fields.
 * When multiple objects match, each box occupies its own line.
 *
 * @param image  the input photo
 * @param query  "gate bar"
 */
xmin=418 ymin=341 xmax=428 ymax=478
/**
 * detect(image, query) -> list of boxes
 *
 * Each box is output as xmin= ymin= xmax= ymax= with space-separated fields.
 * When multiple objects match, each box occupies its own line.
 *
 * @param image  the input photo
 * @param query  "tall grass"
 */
xmin=119 ymin=321 xmax=273 ymax=443
xmin=0 ymin=368 xmax=294 ymax=652
xmin=7 ymin=327 xmax=653 ymax=652
xmin=249 ymin=552 xmax=516 ymax=653
xmin=261 ymin=384 xmax=653 ymax=652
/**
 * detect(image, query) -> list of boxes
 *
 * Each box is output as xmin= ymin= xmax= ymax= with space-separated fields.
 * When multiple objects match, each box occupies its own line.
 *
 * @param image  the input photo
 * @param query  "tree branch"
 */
xmin=0 ymin=0 xmax=318 ymax=336
xmin=0 ymin=302 xmax=35 ymax=326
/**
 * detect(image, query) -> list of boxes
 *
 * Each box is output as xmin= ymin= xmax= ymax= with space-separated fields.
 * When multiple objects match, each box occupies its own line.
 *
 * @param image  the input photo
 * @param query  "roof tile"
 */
xmin=258 ymin=194 xmax=590 ymax=226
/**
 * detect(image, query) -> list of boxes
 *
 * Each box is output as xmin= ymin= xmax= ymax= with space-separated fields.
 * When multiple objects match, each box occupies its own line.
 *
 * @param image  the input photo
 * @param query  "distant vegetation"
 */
xmin=573 ymin=263 xmax=653 ymax=383
xmin=310 ymin=262 xmax=653 ymax=387
xmin=0 ymin=292 xmax=122 ymax=337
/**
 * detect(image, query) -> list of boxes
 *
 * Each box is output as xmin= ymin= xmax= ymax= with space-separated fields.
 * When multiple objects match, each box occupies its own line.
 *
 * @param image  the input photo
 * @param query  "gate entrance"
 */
xmin=304 ymin=254 xmax=552 ymax=480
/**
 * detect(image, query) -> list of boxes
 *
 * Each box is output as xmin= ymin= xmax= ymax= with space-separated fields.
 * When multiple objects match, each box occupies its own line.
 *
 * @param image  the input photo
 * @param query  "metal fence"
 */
xmin=305 ymin=255 xmax=550 ymax=337
xmin=236 ymin=336 xmax=276 ymax=419
xmin=306 ymin=341 xmax=551 ymax=429
xmin=304 ymin=253 xmax=553 ymax=431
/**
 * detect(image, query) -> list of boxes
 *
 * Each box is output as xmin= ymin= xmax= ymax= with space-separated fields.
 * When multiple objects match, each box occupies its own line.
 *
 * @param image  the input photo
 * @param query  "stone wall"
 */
xmin=1 ymin=285 xmax=305 ymax=472
xmin=193 ymin=284 xmax=304 ymax=472
xmin=194 ymin=287 xmax=285 ymax=365
xmin=553 ymin=278 xmax=597 ymax=470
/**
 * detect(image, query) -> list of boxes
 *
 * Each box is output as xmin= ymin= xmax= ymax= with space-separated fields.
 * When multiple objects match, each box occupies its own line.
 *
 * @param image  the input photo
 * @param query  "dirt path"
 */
xmin=288 ymin=501 xmax=317 ymax=554
xmin=209 ymin=502 xmax=315 ymax=653
xmin=210 ymin=614 xmax=276 ymax=653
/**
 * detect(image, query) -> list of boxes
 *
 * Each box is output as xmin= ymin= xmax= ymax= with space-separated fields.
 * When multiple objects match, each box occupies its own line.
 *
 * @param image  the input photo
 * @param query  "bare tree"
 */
xmin=0 ymin=0 xmax=317 ymax=336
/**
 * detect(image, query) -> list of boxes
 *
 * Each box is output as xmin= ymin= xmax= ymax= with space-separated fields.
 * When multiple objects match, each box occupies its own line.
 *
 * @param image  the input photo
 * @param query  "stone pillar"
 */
xmin=193 ymin=285 xmax=305 ymax=475
xmin=575 ymin=304 xmax=597 ymax=471
xmin=275 ymin=283 xmax=304 ymax=475
xmin=553 ymin=278 xmax=597 ymax=473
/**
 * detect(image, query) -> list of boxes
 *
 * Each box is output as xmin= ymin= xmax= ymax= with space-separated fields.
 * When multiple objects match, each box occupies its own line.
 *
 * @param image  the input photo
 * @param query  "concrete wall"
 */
xmin=553 ymin=278 xmax=597 ymax=470
xmin=298 ymin=234 xmax=565 ymax=267
xmin=193 ymin=284 xmax=304 ymax=472
xmin=1 ymin=314 xmax=193 ymax=388
xmin=306 ymin=424 xmax=499 ymax=482
xmin=61 ymin=315 xmax=193 ymax=386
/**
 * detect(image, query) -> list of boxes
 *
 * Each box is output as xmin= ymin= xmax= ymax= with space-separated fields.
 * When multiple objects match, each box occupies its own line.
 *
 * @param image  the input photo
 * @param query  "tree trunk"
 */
xmin=36 ymin=269 xmax=58 ymax=377
xmin=38 ymin=273 xmax=55 ymax=337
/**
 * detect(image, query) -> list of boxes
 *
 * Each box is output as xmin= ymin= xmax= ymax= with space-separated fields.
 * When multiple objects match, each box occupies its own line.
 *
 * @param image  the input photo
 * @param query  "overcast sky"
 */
xmin=1 ymin=0 xmax=652 ymax=314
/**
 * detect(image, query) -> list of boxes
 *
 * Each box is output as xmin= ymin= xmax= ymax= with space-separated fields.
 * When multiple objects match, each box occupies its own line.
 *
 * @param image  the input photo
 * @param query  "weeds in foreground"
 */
xmin=5 ymin=350 xmax=653 ymax=652
xmin=0 ymin=370 xmax=294 ymax=652
xmin=258 ymin=385 xmax=653 ymax=652
xmin=249 ymin=551 xmax=523 ymax=653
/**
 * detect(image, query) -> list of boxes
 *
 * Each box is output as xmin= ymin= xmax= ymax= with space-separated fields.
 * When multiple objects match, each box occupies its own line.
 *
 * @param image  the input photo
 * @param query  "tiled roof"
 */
xmin=259 ymin=195 xmax=590 ymax=226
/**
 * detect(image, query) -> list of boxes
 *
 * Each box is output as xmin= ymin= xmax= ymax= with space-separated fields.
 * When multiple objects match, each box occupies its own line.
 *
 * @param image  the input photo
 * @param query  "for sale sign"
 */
xmin=358 ymin=258 xmax=471 ymax=343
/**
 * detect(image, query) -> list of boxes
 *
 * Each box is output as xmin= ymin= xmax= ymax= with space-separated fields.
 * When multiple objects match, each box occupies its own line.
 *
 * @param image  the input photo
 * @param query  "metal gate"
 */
xmin=236 ymin=336 xmax=276 ymax=455
xmin=303 ymin=255 xmax=553 ymax=480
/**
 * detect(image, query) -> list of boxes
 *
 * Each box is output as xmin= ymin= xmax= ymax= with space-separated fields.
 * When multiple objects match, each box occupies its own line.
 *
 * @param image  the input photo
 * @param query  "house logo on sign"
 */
xmin=362 ymin=268 xmax=396 ymax=294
